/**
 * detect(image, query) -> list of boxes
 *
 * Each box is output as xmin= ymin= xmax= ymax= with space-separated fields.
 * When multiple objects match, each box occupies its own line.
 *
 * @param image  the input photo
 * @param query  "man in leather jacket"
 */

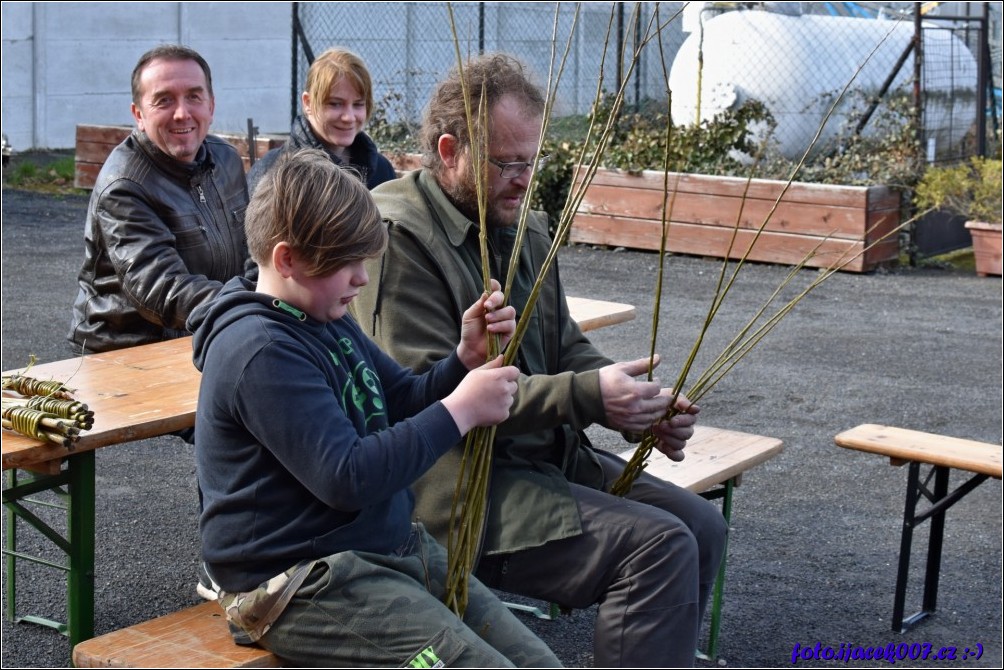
xmin=68 ymin=44 xmax=251 ymax=354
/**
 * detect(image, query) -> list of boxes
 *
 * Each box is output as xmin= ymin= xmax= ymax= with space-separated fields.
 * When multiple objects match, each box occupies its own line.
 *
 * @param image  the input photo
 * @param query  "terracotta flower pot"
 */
xmin=964 ymin=220 xmax=1003 ymax=277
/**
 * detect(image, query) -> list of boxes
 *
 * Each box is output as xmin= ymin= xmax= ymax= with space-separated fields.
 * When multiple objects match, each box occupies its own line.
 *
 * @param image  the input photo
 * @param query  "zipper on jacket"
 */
xmin=196 ymin=184 xmax=207 ymax=204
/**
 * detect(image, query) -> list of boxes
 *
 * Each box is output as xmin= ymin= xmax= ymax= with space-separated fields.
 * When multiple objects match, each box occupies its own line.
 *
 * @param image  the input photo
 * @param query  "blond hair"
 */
xmin=303 ymin=47 xmax=374 ymax=119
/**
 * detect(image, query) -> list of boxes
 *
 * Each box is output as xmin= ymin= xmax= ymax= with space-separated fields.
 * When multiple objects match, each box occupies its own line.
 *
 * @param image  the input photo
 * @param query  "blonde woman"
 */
xmin=248 ymin=48 xmax=395 ymax=193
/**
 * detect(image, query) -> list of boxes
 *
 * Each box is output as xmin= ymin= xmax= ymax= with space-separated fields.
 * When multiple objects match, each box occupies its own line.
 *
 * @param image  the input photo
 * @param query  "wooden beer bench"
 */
xmin=9 ymin=303 xmax=782 ymax=667
xmin=71 ymin=425 xmax=782 ymax=668
xmin=834 ymin=423 xmax=1002 ymax=633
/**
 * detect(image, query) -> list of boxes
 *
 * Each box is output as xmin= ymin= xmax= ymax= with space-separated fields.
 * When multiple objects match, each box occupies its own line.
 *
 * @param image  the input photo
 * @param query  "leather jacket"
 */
xmin=68 ymin=130 xmax=251 ymax=354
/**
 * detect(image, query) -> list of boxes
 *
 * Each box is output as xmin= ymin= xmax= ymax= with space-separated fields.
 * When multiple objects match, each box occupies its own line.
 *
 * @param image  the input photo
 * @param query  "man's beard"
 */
xmin=443 ymin=172 xmax=520 ymax=229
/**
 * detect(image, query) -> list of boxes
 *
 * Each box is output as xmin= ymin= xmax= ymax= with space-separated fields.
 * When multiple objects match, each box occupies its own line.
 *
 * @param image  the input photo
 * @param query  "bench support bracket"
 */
xmin=892 ymin=462 xmax=989 ymax=633
xmin=3 ymin=451 xmax=95 ymax=648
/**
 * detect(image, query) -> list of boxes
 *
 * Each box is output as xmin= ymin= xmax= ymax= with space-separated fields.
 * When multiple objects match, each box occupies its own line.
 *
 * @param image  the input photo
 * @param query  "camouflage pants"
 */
xmin=257 ymin=524 xmax=562 ymax=667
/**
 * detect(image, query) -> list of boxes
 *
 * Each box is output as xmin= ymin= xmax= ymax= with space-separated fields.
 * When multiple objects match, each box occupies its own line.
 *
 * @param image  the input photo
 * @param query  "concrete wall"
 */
xmin=1 ymin=1 xmax=292 ymax=151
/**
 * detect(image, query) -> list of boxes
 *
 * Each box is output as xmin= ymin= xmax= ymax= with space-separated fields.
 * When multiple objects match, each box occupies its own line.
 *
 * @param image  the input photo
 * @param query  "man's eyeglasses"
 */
xmin=486 ymin=154 xmax=551 ymax=179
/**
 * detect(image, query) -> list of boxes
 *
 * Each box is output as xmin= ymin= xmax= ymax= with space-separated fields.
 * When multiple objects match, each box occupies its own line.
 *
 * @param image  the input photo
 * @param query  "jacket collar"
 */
xmin=290 ymin=115 xmax=381 ymax=174
xmin=133 ymin=128 xmax=213 ymax=181
xmin=416 ymin=169 xmax=479 ymax=249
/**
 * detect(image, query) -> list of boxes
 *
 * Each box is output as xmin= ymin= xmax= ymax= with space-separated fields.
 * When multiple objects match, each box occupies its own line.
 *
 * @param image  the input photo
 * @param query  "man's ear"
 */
xmin=131 ymin=103 xmax=145 ymax=132
xmin=438 ymin=134 xmax=459 ymax=168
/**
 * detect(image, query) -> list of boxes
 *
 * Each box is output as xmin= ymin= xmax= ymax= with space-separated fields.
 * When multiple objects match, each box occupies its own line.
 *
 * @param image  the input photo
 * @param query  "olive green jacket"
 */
xmin=353 ymin=169 xmax=613 ymax=555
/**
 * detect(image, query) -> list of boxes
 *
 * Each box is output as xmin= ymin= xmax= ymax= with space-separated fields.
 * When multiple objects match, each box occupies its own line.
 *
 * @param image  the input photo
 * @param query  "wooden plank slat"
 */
xmin=835 ymin=424 xmax=1002 ymax=478
xmin=569 ymin=213 xmax=901 ymax=272
xmin=71 ymin=601 xmax=281 ymax=668
xmin=75 ymin=124 xmax=133 ymax=145
xmin=2 ymin=338 xmax=200 ymax=470
xmin=576 ymin=167 xmax=898 ymax=209
xmin=566 ymin=297 xmax=635 ymax=332
xmin=577 ymin=183 xmax=901 ymax=240
xmin=642 ymin=425 xmax=784 ymax=493
xmin=570 ymin=167 xmax=902 ymax=273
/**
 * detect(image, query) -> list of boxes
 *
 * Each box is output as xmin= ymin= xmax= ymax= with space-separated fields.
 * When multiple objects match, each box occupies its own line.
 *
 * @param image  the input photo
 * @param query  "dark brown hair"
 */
xmin=420 ymin=53 xmax=546 ymax=174
xmin=131 ymin=44 xmax=213 ymax=104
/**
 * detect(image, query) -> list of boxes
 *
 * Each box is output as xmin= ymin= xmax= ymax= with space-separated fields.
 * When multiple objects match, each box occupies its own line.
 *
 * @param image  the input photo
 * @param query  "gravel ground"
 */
xmin=1 ymin=185 xmax=1001 ymax=668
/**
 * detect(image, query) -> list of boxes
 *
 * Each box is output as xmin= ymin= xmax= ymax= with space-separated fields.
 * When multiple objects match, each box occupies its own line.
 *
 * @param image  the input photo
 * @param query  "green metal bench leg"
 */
xmin=2 ymin=451 xmax=96 ymax=647
xmin=504 ymin=600 xmax=561 ymax=620
xmin=695 ymin=477 xmax=735 ymax=664
xmin=707 ymin=478 xmax=733 ymax=661
xmin=67 ymin=451 xmax=96 ymax=646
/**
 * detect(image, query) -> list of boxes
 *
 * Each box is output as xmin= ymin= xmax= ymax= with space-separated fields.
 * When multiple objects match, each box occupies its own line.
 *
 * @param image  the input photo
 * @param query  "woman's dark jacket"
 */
xmin=246 ymin=116 xmax=395 ymax=195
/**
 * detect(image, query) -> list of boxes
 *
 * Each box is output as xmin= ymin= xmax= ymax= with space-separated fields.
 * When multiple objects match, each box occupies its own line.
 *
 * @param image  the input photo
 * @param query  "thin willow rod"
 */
xmin=501 ymin=3 xmax=580 ymax=303
xmin=502 ymin=5 xmax=662 ymax=366
xmin=442 ymin=2 xmax=672 ymax=616
xmin=673 ymin=6 xmax=911 ymax=352
xmin=686 ymin=202 xmax=920 ymax=399
xmin=445 ymin=4 xmax=601 ymax=617
xmin=443 ymin=3 xmax=499 ymax=617
xmin=610 ymin=208 xmax=921 ymax=496
xmin=702 ymin=13 xmax=908 ymax=331
xmin=442 ymin=2 xmax=588 ymax=616
xmin=696 ymin=214 xmax=921 ymax=399
xmin=627 ymin=233 xmax=823 ymax=485
xmin=646 ymin=2 xmax=677 ymax=384
xmin=444 ymin=5 xmax=492 ymax=313
xmin=447 ymin=2 xmax=510 ymax=618
xmin=531 ymin=3 xmax=668 ymax=277
xmin=610 ymin=13 xmax=910 ymax=495
xmin=561 ymin=3 xmax=686 ymax=224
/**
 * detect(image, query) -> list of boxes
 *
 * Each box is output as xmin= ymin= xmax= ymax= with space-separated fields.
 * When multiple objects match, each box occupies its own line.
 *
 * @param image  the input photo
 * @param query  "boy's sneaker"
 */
xmin=196 ymin=561 xmax=220 ymax=601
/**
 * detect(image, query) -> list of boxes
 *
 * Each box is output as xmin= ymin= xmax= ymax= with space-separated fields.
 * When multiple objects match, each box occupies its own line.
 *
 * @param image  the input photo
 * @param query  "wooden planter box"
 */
xmin=569 ymin=167 xmax=902 ymax=273
xmin=74 ymin=124 xmax=286 ymax=189
xmin=965 ymin=220 xmax=1003 ymax=277
xmin=76 ymin=125 xmax=422 ymax=189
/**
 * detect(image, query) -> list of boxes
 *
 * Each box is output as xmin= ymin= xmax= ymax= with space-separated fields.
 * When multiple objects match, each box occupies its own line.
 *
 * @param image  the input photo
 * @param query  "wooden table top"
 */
xmin=3 ymin=337 xmax=199 ymax=472
xmin=566 ymin=296 xmax=636 ymax=332
xmin=835 ymin=423 xmax=1002 ymax=479
xmin=2 ymin=299 xmax=637 ymax=472
xmin=642 ymin=425 xmax=784 ymax=493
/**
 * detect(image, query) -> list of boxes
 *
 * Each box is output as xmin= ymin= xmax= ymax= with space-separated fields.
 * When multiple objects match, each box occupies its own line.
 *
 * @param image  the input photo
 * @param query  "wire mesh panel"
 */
xmin=291 ymin=1 xmax=998 ymax=166
xmin=293 ymin=2 xmax=678 ymax=126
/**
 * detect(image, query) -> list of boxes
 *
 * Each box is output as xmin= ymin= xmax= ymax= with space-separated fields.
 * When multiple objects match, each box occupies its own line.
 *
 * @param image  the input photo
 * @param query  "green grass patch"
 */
xmin=3 ymin=154 xmax=83 ymax=195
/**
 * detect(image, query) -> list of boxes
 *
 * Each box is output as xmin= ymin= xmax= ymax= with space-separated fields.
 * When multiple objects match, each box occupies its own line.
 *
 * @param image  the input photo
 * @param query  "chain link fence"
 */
xmin=290 ymin=1 xmax=999 ymax=166
xmin=292 ymin=2 xmax=677 ymax=125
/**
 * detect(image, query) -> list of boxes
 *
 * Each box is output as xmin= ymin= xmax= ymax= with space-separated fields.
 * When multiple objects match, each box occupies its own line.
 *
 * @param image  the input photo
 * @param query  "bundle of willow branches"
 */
xmin=609 ymin=9 xmax=919 ymax=495
xmin=442 ymin=1 xmax=921 ymax=612
xmin=2 ymin=366 xmax=92 ymax=448
xmin=441 ymin=1 xmax=679 ymax=616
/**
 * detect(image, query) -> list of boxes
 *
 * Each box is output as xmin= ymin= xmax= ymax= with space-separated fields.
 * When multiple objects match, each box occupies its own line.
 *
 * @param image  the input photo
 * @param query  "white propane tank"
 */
xmin=668 ymin=9 xmax=978 ymax=160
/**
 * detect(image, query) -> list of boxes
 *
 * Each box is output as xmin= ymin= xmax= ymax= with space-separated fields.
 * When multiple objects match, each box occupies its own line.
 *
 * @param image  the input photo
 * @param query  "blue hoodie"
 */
xmin=189 ymin=276 xmax=466 ymax=592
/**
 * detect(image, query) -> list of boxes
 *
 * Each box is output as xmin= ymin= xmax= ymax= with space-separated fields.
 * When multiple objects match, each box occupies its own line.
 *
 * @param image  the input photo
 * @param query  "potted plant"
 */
xmin=915 ymin=156 xmax=1003 ymax=277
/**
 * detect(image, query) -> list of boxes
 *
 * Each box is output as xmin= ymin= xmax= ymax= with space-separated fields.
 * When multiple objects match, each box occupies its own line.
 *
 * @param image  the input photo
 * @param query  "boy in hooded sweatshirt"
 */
xmin=188 ymin=148 xmax=561 ymax=668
